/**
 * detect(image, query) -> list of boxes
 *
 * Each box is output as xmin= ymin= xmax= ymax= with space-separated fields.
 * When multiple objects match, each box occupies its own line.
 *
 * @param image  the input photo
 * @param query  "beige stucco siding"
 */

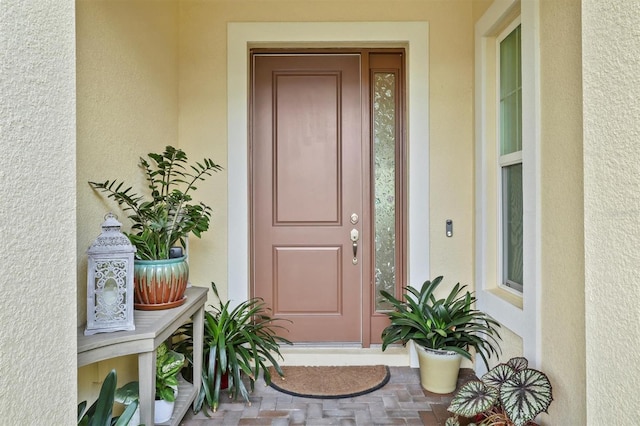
xmin=7 ymin=0 xmax=640 ymax=423
xmin=76 ymin=0 xmax=180 ymax=326
xmin=72 ymin=1 xmax=607 ymax=424
xmin=76 ymin=0 xmax=180 ymax=401
xmin=76 ymin=0 xmax=478 ymax=402
xmin=0 ymin=1 xmax=77 ymax=423
xmin=583 ymin=0 xmax=640 ymax=423
xmin=539 ymin=0 xmax=586 ymax=423
xmin=178 ymin=0 xmax=476 ymax=298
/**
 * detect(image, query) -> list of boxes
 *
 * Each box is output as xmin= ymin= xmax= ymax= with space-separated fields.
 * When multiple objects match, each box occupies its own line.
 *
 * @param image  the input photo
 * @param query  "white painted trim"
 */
xmin=521 ymin=0 xmax=542 ymax=368
xmin=475 ymin=1 xmax=541 ymax=368
xmin=226 ymin=23 xmax=430 ymax=332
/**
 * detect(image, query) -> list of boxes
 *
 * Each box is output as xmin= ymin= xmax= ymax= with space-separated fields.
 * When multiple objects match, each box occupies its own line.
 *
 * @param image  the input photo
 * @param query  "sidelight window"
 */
xmin=370 ymin=52 xmax=405 ymax=313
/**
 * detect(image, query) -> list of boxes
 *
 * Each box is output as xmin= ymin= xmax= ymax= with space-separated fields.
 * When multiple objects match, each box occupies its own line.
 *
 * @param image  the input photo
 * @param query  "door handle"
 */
xmin=350 ymin=229 xmax=359 ymax=265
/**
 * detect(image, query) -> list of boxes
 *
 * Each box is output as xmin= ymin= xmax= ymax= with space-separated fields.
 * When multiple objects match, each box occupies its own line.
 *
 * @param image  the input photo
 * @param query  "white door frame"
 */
xmin=227 ymin=22 xmax=430 ymax=306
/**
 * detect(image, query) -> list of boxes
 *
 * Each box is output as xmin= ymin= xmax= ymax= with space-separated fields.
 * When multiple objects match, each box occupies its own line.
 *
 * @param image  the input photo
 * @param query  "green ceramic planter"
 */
xmin=134 ymin=256 xmax=189 ymax=310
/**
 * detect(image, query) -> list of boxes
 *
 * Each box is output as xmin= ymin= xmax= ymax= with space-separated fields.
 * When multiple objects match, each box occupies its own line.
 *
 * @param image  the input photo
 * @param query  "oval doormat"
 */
xmin=268 ymin=365 xmax=390 ymax=399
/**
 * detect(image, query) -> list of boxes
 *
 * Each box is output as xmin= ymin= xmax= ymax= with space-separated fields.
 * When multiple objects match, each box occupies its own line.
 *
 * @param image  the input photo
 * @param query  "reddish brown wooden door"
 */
xmin=251 ymin=54 xmax=364 ymax=343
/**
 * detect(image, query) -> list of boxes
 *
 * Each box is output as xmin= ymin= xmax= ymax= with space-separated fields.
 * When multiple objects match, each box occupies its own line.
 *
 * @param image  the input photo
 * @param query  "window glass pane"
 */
xmin=500 ymin=27 xmax=520 ymax=96
xmin=500 ymin=92 xmax=520 ymax=154
xmin=503 ymin=163 xmax=523 ymax=288
xmin=373 ymin=72 xmax=396 ymax=311
xmin=500 ymin=25 xmax=522 ymax=155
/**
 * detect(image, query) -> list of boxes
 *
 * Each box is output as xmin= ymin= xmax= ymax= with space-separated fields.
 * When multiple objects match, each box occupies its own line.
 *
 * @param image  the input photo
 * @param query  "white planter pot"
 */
xmin=415 ymin=344 xmax=462 ymax=394
xmin=154 ymin=398 xmax=175 ymax=424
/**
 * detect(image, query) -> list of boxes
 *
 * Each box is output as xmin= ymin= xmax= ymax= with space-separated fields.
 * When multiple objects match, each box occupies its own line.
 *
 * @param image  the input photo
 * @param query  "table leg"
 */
xmin=139 ymin=351 xmax=155 ymax=426
xmin=192 ymin=305 xmax=204 ymax=411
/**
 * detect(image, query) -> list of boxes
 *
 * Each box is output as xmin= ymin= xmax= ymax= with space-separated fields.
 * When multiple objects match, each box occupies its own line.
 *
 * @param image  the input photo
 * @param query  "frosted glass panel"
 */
xmin=503 ymin=163 xmax=523 ymax=288
xmin=373 ymin=72 xmax=396 ymax=311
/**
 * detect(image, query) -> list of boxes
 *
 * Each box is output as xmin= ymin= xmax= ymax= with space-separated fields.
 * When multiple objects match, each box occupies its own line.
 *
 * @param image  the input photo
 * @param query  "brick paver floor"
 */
xmin=179 ymin=367 xmax=476 ymax=425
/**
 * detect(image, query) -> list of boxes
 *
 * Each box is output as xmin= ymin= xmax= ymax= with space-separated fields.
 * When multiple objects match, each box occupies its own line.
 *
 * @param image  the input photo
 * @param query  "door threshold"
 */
xmin=278 ymin=345 xmax=410 ymax=366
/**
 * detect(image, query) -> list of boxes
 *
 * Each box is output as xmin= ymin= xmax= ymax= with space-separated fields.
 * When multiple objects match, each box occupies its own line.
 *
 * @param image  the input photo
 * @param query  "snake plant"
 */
xmin=380 ymin=276 xmax=502 ymax=369
xmin=89 ymin=145 xmax=222 ymax=260
xmin=447 ymin=357 xmax=553 ymax=426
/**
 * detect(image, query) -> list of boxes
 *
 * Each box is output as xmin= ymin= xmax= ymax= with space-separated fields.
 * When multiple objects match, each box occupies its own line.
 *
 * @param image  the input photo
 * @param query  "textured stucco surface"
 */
xmin=76 ymin=0 xmax=180 ymax=327
xmin=0 ymin=1 xmax=77 ymax=424
xmin=179 ymin=0 xmax=476 ymax=295
xmin=76 ymin=0 xmax=180 ymax=402
xmin=539 ymin=0 xmax=586 ymax=423
xmin=475 ymin=1 xmax=587 ymax=423
xmin=71 ymin=0 xmax=640 ymax=423
xmin=583 ymin=0 xmax=640 ymax=423
xmin=77 ymin=0 xmax=478 ymax=401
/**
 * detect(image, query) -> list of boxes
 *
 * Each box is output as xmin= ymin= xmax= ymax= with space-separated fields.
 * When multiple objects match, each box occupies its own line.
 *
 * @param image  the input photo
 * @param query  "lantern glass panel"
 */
xmin=94 ymin=260 xmax=128 ymax=322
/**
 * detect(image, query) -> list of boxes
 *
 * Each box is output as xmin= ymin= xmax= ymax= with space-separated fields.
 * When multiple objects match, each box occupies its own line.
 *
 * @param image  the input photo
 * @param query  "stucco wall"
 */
xmin=76 ymin=0 xmax=180 ymax=403
xmin=583 ymin=1 xmax=640 ymax=423
xmin=77 ymin=0 xmax=479 ymax=403
xmin=474 ymin=1 xmax=587 ymax=423
xmin=74 ymin=1 xmax=596 ymax=423
xmin=179 ymin=0 xmax=477 ymax=297
xmin=539 ymin=0 xmax=586 ymax=423
xmin=0 ymin=1 xmax=77 ymax=423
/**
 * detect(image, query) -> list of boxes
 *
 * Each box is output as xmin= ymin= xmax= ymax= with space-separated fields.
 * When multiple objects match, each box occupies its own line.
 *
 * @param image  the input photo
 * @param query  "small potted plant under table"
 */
xmin=154 ymin=341 xmax=185 ymax=423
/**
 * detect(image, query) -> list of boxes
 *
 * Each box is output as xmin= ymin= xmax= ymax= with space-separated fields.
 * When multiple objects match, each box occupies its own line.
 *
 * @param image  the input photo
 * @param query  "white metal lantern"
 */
xmin=85 ymin=213 xmax=137 ymax=335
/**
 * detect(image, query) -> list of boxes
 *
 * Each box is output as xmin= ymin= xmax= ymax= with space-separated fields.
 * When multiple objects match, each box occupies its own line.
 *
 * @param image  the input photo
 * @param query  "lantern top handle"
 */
xmin=87 ymin=212 xmax=136 ymax=254
xmin=102 ymin=212 xmax=122 ymax=229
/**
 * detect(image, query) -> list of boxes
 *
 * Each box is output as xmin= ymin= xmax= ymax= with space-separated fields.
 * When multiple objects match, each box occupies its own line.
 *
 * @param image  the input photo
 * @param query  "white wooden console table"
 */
xmin=78 ymin=286 xmax=208 ymax=426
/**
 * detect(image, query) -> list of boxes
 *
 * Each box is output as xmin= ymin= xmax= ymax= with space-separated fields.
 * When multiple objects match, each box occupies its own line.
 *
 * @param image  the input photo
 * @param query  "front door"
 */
xmin=251 ymin=51 xmax=404 ymax=345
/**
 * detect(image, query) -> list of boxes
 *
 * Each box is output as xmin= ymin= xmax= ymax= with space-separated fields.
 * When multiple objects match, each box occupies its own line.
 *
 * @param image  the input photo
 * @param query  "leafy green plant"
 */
xmin=379 ymin=276 xmax=501 ymax=368
xmin=78 ymin=369 xmax=139 ymax=426
xmin=172 ymin=282 xmax=291 ymax=413
xmin=114 ymin=381 xmax=139 ymax=424
xmin=114 ymin=381 xmax=139 ymax=407
xmin=156 ymin=342 xmax=185 ymax=402
xmin=89 ymin=145 xmax=222 ymax=260
xmin=447 ymin=357 xmax=553 ymax=426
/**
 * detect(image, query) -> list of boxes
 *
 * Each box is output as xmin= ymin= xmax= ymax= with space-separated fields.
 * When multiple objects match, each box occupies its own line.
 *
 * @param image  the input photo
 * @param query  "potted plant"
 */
xmin=78 ymin=369 xmax=139 ymax=426
xmin=380 ymin=276 xmax=502 ymax=394
xmin=446 ymin=357 xmax=553 ymax=426
xmin=154 ymin=341 xmax=186 ymax=423
xmin=172 ymin=282 xmax=291 ymax=413
xmin=89 ymin=145 xmax=222 ymax=310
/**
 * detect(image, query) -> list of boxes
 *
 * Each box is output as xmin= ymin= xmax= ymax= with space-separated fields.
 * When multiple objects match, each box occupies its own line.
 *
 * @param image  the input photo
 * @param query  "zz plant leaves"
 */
xmin=89 ymin=146 xmax=222 ymax=260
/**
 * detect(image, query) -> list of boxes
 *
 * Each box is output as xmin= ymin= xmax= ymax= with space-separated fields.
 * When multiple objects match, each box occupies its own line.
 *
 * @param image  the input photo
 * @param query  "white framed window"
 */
xmin=475 ymin=0 xmax=540 ymax=367
xmin=497 ymin=20 xmax=523 ymax=294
